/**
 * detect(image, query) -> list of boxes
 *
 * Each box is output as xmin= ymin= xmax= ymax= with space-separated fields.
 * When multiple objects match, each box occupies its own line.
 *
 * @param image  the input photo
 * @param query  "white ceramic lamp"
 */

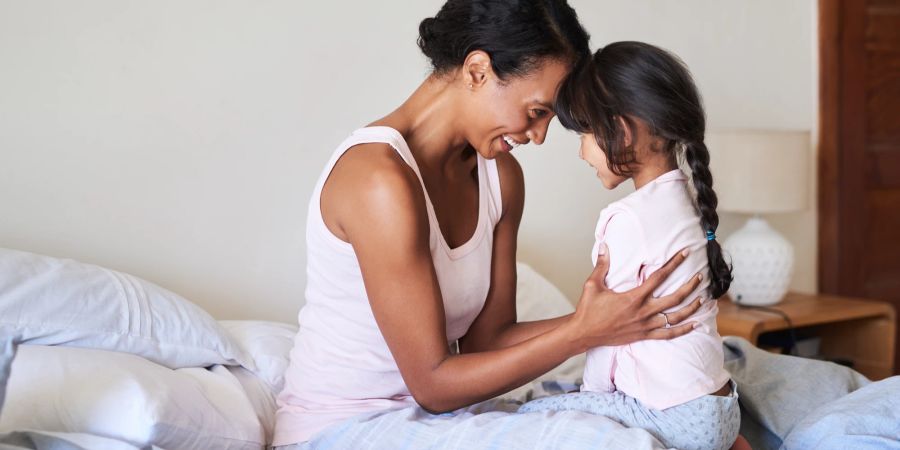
xmin=707 ymin=130 xmax=810 ymax=306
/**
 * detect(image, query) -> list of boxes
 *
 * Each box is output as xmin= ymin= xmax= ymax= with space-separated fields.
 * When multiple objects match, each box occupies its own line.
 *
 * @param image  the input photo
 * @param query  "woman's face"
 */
xmin=579 ymin=133 xmax=628 ymax=189
xmin=464 ymin=58 xmax=570 ymax=159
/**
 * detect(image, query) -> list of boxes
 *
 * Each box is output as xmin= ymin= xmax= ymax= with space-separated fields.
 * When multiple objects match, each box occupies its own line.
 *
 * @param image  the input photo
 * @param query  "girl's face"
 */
xmin=579 ymin=133 xmax=628 ymax=189
xmin=464 ymin=57 xmax=570 ymax=159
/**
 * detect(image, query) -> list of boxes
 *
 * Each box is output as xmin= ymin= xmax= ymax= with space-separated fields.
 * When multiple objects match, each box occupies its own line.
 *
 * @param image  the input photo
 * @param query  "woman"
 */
xmin=273 ymin=1 xmax=704 ymax=447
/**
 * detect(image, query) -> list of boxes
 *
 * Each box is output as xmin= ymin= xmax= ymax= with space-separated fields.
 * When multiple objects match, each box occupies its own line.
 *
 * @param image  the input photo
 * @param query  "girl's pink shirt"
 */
xmin=581 ymin=169 xmax=731 ymax=410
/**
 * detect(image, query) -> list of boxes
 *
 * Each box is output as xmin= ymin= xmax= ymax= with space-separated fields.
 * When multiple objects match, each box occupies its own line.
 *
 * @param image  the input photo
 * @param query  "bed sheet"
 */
xmin=0 ymin=429 xmax=159 ymax=450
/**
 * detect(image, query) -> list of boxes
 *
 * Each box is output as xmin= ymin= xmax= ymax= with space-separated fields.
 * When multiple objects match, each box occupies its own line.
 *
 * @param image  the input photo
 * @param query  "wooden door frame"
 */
xmin=818 ymin=0 xmax=868 ymax=295
xmin=818 ymin=0 xmax=838 ymax=294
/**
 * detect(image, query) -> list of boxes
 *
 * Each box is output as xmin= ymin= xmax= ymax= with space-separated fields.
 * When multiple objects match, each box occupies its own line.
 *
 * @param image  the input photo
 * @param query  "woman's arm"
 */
xmin=325 ymin=145 xmax=579 ymax=412
xmin=458 ymin=153 xmax=570 ymax=353
xmin=459 ymin=154 xmax=702 ymax=353
xmin=324 ymin=144 xmax=700 ymax=414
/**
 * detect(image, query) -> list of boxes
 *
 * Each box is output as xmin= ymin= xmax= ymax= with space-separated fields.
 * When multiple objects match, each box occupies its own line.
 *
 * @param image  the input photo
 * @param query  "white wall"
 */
xmin=0 ymin=0 xmax=817 ymax=321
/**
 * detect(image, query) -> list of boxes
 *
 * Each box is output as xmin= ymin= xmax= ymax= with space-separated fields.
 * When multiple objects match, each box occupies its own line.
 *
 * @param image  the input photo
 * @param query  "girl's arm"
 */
xmin=324 ymin=144 xmax=699 ymax=413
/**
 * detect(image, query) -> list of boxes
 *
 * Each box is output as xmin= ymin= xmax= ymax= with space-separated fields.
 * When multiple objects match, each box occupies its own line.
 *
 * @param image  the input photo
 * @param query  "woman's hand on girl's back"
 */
xmin=569 ymin=244 xmax=703 ymax=351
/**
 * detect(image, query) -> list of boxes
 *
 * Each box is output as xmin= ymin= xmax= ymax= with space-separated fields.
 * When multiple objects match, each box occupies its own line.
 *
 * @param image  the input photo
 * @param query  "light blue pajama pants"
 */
xmin=517 ymin=382 xmax=740 ymax=450
xmin=273 ymin=399 xmax=671 ymax=450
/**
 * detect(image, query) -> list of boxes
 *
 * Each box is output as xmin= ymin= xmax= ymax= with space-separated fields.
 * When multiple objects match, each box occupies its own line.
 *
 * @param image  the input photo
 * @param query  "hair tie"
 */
xmin=706 ymin=230 xmax=716 ymax=241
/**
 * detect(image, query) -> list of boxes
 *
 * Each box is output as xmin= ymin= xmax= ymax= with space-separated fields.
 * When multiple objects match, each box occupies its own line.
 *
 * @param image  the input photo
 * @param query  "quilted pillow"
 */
xmin=0 ymin=247 xmax=250 ymax=369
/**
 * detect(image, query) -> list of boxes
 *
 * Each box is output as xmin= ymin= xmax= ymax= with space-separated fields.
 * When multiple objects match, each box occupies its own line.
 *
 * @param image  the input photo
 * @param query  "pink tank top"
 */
xmin=273 ymin=126 xmax=503 ymax=445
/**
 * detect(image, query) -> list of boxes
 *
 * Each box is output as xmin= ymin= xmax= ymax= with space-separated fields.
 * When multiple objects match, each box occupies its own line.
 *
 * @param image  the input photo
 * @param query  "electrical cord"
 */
xmin=734 ymin=303 xmax=799 ymax=355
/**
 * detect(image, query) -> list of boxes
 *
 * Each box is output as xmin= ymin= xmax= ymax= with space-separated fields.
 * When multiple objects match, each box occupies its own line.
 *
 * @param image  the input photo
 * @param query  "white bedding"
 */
xmin=219 ymin=320 xmax=298 ymax=393
xmin=0 ymin=247 xmax=580 ymax=449
xmin=2 ymin=248 xmax=898 ymax=450
xmin=0 ymin=430 xmax=162 ymax=450
xmin=0 ymin=247 xmax=250 ymax=370
xmin=1 ymin=345 xmax=265 ymax=449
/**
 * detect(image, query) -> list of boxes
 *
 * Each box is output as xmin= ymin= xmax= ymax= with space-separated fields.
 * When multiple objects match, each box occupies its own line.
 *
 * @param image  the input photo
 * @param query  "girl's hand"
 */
xmin=569 ymin=244 xmax=703 ymax=351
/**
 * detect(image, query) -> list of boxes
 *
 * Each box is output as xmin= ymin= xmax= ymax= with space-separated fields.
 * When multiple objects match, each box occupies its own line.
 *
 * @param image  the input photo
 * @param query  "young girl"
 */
xmin=519 ymin=41 xmax=742 ymax=450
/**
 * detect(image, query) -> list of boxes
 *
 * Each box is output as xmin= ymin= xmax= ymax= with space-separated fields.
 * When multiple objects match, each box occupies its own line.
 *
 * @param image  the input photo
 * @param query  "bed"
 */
xmin=0 ymin=247 xmax=898 ymax=450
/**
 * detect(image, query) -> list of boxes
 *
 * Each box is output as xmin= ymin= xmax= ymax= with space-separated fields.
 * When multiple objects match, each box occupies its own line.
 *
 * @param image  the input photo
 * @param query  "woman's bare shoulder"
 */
xmin=322 ymin=142 xmax=428 ymax=240
xmin=333 ymin=142 xmax=418 ymax=188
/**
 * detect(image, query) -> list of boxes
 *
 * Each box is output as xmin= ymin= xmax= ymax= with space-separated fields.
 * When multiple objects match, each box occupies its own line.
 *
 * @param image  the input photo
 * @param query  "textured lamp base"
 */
xmin=724 ymin=217 xmax=793 ymax=306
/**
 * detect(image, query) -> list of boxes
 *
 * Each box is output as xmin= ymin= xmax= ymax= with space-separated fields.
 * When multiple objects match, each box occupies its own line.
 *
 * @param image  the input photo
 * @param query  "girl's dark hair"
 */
xmin=417 ymin=0 xmax=590 ymax=80
xmin=557 ymin=41 xmax=733 ymax=299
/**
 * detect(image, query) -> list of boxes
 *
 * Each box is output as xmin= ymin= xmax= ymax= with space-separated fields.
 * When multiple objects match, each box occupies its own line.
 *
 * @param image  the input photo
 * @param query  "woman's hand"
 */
xmin=568 ymin=244 xmax=703 ymax=352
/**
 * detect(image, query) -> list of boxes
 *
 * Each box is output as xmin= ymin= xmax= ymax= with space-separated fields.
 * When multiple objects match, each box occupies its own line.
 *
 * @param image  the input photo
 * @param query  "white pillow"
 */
xmin=219 ymin=320 xmax=298 ymax=394
xmin=0 ymin=430 xmax=158 ymax=450
xmin=227 ymin=365 xmax=279 ymax=445
xmin=218 ymin=320 xmax=299 ymax=443
xmin=0 ymin=345 xmax=265 ymax=450
xmin=0 ymin=247 xmax=250 ymax=369
xmin=0 ymin=338 xmax=13 ymax=412
xmin=515 ymin=262 xmax=577 ymax=323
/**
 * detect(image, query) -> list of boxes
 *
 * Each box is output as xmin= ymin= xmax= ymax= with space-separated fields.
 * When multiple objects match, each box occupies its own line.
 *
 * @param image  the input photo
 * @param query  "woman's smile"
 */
xmin=499 ymin=134 xmax=525 ymax=152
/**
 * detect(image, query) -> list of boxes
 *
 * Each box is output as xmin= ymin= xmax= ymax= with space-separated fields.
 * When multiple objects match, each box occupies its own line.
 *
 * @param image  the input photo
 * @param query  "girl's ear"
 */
xmin=616 ymin=116 xmax=634 ymax=147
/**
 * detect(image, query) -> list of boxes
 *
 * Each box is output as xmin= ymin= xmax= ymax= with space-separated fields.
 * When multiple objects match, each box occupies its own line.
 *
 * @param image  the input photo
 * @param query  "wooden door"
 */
xmin=819 ymin=0 xmax=900 ymax=373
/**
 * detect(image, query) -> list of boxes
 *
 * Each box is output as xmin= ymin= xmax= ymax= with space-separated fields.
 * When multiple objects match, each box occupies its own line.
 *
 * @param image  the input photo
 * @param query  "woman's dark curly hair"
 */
xmin=556 ymin=41 xmax=733 ymax=299
xmin=417 ymin=0 xmax=591 ymax=80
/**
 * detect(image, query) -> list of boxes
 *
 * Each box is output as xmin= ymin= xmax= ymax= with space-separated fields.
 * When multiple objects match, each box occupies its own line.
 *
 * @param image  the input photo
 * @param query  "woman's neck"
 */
xmin=371 ymin=74 xmax=475 ymax=176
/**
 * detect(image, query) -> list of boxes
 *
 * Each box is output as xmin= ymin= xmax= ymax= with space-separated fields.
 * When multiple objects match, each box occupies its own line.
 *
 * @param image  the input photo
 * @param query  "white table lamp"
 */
xmin=707 ymin=130 xmax=810 ymax=306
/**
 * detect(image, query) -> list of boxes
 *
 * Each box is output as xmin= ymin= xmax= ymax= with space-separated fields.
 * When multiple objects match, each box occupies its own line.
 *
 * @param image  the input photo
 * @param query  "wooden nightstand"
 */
xmin=716 ymin=292 xmax=896 ymax=380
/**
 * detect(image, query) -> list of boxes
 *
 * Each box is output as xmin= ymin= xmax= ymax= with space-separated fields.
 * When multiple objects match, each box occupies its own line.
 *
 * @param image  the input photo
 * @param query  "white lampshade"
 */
xmin=707 ymin=130 xmax=810 ymax=214
xmin=705 ymin=129 xmax=811 ymax=306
